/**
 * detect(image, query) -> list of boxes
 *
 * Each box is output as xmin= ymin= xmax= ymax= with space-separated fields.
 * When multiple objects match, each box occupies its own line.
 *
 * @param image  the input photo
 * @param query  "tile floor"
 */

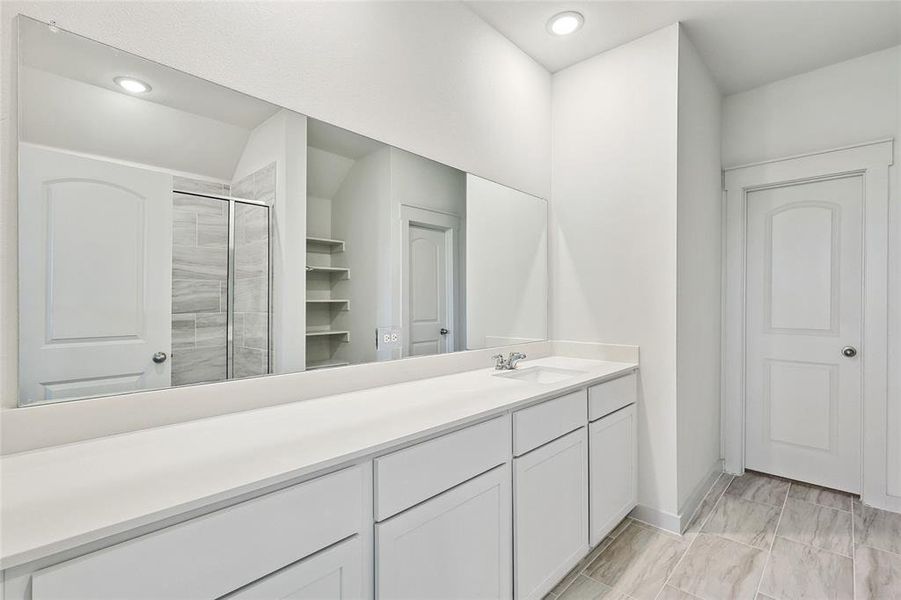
xmin=546 ymin=471 xmax=901 ymax=600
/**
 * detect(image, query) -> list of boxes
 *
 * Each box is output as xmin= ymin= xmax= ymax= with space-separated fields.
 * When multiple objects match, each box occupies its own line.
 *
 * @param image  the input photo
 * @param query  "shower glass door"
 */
xmin=171 ymin=191 xmax=270 ymax=386
xmin=232 ymin=201 xmax=271 ymax=379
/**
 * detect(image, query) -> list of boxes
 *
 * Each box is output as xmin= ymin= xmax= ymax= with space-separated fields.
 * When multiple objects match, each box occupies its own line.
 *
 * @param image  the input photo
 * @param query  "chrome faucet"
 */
xmin=507 ymin=352 xmax=527 ymax=369
xmin=491 ymin=352 xmax=527 ymax=370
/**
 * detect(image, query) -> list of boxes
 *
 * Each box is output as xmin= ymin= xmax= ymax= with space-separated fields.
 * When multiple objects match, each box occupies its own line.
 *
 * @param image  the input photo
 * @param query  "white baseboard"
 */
xmin=678 ymin=459 xmax=724 ymax=533
xmin=629 ymin=504 xmax=682 ymax=534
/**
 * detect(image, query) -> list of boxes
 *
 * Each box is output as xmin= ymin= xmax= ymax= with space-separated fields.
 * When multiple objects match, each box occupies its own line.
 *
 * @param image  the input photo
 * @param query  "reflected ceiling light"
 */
xmin=113 ymin=76 xmax=151 ymax=94
xmin=547 ymin=11 xmax=584 ymax=36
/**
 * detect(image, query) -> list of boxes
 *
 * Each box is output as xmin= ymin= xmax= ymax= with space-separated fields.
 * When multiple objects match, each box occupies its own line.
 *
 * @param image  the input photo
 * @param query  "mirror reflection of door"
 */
xmin=18 ymin=144 xmax=173 ymax=405
xmin=403 ymin=208 xmax=460 ymax=357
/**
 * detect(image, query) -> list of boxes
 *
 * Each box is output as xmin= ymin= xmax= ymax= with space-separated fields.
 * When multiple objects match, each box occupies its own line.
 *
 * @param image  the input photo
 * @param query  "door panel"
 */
xmin=588 ymin=405 xmax=637 ymax=546
xmin=514 ymin=428 xmax=588 ymax=600
xmin=225 ymin=536 xmax=362 ymax=600
xmin=408 ymin=224 xmax=449 ymax=356
xmin=19 ymin=145 xmax=172 ymax=404
xmin=745 ymin=176 xmax=862 ymax=492
xmin=376 ymin=464 xmax=512 ymax=600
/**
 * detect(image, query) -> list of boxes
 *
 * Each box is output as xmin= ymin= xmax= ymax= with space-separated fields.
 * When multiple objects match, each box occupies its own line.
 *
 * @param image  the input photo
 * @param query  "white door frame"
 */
xmin=400 ymin=205 xmax=462 ymax=357
xmin=723 ymin=139 xmax=894 ymax=509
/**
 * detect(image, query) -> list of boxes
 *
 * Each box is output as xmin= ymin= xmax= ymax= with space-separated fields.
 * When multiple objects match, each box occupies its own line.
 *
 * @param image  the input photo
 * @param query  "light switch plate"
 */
xmin=376 ymin=327 xmax=402 ymax=350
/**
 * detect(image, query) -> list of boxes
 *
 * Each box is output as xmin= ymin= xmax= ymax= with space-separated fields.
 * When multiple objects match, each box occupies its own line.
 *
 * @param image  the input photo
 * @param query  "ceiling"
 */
xmin=465 ymin=1 xmax=901 ymax=94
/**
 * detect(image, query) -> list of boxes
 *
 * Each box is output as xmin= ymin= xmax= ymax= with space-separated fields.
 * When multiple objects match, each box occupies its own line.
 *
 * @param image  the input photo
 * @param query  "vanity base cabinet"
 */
xmin=25 ymin=465 xmax=368 ymax=600
xmin=375 ymin=464 xmax=512 ymax=600
xmin=224 ymin=536 xmax=363 ymax=600
xmin=513 ymin=428 xmax=588 ymax=600
xmin=588 ymin=404 xmax=638 ymax=546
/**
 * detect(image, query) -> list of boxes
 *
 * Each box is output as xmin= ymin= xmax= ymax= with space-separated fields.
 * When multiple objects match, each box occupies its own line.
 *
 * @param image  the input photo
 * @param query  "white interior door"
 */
xmin=745 ymin=175 xmax=863 ymax=492
xmin=19 ymin=144 xmax=172 ymax=405
xmin=407 ymin=223 xmax=452 ymax=356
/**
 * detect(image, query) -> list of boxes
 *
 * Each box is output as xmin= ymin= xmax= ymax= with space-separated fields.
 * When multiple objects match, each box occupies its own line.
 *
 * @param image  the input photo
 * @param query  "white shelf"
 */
xmin=306 ymin=299 xmax=350 ymax=310
xmin=305 ymin=330 xmax=350 ymax=340
xmin=306 ymin=360 xmax=351 ymax=371
xmin=306 ymin=237 xmax=345 ymax=253
xmin=306 ymin=266 xmax=350 ymax=279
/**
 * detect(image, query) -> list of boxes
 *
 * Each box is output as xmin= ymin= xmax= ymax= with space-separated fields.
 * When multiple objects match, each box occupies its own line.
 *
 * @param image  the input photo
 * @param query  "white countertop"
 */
xmin=0 ymin=356 xmax=636 ymax=570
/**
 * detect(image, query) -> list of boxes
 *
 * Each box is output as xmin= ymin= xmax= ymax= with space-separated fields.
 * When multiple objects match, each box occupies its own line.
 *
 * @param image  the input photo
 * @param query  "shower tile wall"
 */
xmin=171 ymin=177 xmax=230 ymax=386
xmin=231 ymin=164 xmax=274 ymax=378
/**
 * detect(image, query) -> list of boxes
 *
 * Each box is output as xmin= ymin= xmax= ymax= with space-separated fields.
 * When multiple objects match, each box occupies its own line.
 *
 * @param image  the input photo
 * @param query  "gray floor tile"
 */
xmin=855 ymin=544 xmax=901 ymax=599
xmin=658 ymin=586 xmax=701 ymax=600
xmin=702 ymin=493 xmax=780 ymax=549
xmin=759 ymin=537 xmax=853 ymax=600
xmin=610 ymin=518 xmax=631 ymax=538
xmin=630 ymin=518 xmax=683 ymax=540
xmin=584 ymin=523 xmax=688 ymax=600
xmin=668 ymin=534 xmax=767 ymax=600
xmin=552 ymin=537 xmax=615 ymax=596
xmin=683 ymin=476 xmax=734 ymax=538
xmin=854 ymin=500 xmax=901 ymax=555
xmin=756 ymin=595 xmax=777 ymax=600
xmin=557 ymin=575 xmax=622 ymax=600
xmin=725 ymin=472 xmax=790 ymax=507
xmin=777 ymin=498 xmax=852 ymax=557
xmin=787 ymin=481 xmax=852 ymax=512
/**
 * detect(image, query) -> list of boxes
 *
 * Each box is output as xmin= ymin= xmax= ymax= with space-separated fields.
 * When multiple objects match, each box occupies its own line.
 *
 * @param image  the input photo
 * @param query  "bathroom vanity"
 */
xmin=0 ymin=358 xmax=638 ymax=600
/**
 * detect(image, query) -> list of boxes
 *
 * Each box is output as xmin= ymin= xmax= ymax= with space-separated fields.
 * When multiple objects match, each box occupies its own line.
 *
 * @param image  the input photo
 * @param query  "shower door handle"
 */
xmin=152 ymin=351 xmax=168 ymax=364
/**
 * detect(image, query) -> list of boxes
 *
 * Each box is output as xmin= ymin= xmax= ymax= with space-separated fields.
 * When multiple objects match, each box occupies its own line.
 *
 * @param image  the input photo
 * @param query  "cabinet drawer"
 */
xmin=513 ymin=389 xmax=586 ymax=456
xmin=31 ymin=466 xmax=365 ymax=600
xmin=374 ymin=416 xmax=510 ymax=521
xmin=588 ymin=373 xmax=637 ymax=421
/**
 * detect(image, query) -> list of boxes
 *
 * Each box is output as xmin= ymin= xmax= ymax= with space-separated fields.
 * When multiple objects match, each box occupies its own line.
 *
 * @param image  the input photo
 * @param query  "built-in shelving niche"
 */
xmin=305 ymin=237 xmax=350 ymax=371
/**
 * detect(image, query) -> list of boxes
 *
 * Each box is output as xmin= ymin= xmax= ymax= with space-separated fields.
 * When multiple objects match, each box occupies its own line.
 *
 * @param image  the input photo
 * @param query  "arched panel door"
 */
xmin=19 ymin=144 xmax=172 ymax=405
xmin=745 ymin=176 xmax=863 ymax=492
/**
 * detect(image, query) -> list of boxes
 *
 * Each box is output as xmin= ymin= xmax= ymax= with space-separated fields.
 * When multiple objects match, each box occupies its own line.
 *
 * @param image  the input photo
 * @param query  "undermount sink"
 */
xmin=493 ymin=365 xmax=585 ymax=385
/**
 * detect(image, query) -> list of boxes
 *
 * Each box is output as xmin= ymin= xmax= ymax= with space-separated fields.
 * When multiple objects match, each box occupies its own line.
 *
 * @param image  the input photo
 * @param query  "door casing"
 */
xmin=723 ymin=139 xmax=893 ymax=510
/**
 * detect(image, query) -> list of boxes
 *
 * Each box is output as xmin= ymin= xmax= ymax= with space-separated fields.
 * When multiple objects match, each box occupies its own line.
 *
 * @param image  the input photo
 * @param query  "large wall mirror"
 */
xmin=15 ymin=15 xmax=548 ymax=406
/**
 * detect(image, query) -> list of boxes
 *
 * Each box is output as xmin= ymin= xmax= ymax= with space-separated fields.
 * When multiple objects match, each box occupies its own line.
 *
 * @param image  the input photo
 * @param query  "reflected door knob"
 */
xmin=152 ymin=351 xmax=168 ymax=364
xmin=440 ymin=328 xmax=449 ymax=335
xmin=841 ymin=346 xmax=858 ymax=358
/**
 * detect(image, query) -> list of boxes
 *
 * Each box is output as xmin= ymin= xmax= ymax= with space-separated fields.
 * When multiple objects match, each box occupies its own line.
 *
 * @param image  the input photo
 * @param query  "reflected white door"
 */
xmin=407 ymin=224 xmax=450 ymax=356
xmin=19 ymin=145 xmax=172 ymax=405
xmin=745 ymin=175 xmax=863 ymax=492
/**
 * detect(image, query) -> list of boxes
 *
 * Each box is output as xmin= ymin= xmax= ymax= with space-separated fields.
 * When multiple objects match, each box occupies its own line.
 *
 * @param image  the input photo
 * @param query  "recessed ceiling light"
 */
xmin=547 ymin=11 xmax=584 ymax=36
xmin=113 ymin=76 xmax=151 ymax=94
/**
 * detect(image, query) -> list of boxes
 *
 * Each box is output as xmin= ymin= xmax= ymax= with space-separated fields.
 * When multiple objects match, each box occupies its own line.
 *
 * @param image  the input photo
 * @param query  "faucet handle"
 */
xmin=491 ymin=354 xmax=507 ymax=370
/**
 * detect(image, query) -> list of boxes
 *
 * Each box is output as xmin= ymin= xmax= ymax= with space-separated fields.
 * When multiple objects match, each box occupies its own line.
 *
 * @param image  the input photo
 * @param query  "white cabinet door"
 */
xmin=376 ymin=464 xmax=512 ymax=600
xmin=514 ymin=428 xmax=588 ymax=600
xmin=589 ymin=404 xmax=637 ymax=546
xmin=226 ymin=536 xmax=363 ymax=600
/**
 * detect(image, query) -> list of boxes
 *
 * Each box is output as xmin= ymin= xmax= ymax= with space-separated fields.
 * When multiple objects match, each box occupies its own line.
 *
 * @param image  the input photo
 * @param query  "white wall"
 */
xmin=723 ymin=45 xmax=901 ymax=504
xmin=233 ymin=109 xmax=308 ymax=374
xmin=675 ymin=30 xmax=723 ymax=515
xmin=551 ymin=25 xmax=681 ymax=521
xmin=466 ymin=174 xmax=547 ymax=349
xmin=1 ymin=1 xmax=550 ymax=414
xmin=2 ymin=1 xmax=550 ymax=196
xmin=389 ymin=149 xmax=467 ymax=354
xmin=331 ymin=147 xmax=392 ymax=366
